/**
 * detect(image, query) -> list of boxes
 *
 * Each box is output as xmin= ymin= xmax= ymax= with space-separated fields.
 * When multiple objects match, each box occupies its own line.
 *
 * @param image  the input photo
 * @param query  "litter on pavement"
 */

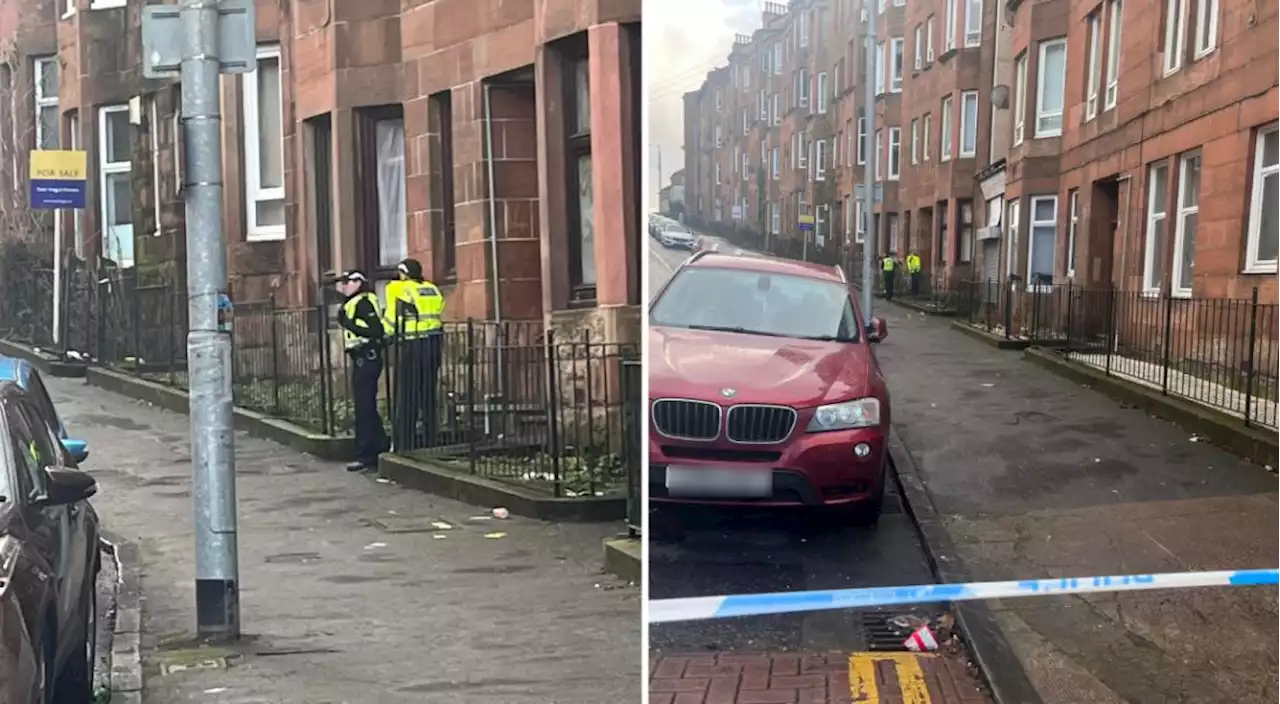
xmin=492 ymin=507 xmax=510 ymax=519
xmin=904 ymin=625 xmax=939 ymax=652
xmin=484 ymin=532 xmax=507 ymax=539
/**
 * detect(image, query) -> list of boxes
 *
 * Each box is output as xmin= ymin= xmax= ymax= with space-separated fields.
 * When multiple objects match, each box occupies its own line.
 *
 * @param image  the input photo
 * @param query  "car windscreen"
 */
xmin=651 ymin=266 xmax=860 ymax=342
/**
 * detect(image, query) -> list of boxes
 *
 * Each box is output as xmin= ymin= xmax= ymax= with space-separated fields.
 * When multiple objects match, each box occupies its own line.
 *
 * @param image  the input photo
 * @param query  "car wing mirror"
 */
xmin=41 ymin=467 xmax=98 ymax=506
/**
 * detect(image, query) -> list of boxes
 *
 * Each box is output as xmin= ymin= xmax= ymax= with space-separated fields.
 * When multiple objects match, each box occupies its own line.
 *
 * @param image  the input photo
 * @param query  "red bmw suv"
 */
xmin=648 ymin=251 xmax=891 ymax=525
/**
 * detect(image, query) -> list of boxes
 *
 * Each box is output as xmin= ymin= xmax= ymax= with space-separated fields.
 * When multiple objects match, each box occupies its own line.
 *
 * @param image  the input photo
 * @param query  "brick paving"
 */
xmin=649 ymin=651 xmax=989 ymax=703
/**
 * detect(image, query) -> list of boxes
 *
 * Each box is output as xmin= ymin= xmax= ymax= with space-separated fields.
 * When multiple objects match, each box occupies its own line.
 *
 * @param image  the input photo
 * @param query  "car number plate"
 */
xmin=665 ymin=466 xmax=772 ymax=499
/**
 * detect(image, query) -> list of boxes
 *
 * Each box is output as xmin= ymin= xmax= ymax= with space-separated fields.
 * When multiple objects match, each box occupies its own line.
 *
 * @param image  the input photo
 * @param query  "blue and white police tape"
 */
xmin=648 ymin=568 xmax=1278 ymax=623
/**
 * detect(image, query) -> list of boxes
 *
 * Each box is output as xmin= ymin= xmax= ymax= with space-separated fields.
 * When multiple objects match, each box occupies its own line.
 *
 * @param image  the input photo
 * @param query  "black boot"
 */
xmin=346 ymin=460 xmax=372 ymax=472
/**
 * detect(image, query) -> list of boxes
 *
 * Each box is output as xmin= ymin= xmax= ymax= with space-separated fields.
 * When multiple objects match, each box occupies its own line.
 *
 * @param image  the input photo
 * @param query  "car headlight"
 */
xmin=806 ymin=398 xmax=881 ymax=432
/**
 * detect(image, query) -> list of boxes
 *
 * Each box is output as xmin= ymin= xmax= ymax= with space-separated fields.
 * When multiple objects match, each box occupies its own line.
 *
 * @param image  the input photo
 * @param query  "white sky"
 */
xmin=647 ymin=0 xmax=762 ymax=210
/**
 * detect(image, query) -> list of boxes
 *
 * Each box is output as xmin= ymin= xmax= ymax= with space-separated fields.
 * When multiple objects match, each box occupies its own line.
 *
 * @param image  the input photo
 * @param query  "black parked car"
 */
xmin=0 ymin=381 xmax=100 ymax=704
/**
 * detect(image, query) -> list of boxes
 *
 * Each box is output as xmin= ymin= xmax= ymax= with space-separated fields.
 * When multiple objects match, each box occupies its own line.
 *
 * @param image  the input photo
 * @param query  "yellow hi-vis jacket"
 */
xmin=906 ymin=253 xmax=921 ymax=273
xmin=342 ymin=292 xmax=393 ymax=349
xmin=882 ymin=256 xmax=896 ymax=272
xmin=383 ymin=279 xmax=445 ymax=339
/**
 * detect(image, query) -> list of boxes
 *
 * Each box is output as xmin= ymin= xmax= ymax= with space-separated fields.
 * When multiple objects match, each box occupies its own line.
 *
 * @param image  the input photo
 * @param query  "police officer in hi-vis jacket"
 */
xmin=335 ymin=270 xmax=392 ymax=471
xmin=383 ymin=258 xmax=445 ymax=450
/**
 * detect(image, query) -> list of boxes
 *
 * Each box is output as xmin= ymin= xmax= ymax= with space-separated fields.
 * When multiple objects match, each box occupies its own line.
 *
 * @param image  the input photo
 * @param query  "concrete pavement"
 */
xmin=871 ymin=302 xmax=1278 ymax=704
xmin=49 ymin=375 xmax=640 ymax=703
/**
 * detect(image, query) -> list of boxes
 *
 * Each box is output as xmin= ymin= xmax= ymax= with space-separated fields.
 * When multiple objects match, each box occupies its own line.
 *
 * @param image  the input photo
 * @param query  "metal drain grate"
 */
xmin=860 ymin=610 xmax=919 ymax=651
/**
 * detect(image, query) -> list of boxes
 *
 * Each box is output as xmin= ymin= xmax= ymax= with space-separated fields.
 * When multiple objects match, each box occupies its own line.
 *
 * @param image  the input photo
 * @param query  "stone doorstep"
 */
xmin=649 ymin=651 xmax=989 ymax=704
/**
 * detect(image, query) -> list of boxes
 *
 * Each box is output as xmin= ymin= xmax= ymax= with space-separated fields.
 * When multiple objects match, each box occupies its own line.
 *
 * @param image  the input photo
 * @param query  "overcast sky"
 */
xmin=647 ymin=0 xmax=761 ymax=210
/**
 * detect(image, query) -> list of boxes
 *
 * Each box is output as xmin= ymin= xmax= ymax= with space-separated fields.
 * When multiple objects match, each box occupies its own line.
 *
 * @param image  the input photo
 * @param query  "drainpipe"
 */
xmin=482 ymin=83 xmax=505 ymax=397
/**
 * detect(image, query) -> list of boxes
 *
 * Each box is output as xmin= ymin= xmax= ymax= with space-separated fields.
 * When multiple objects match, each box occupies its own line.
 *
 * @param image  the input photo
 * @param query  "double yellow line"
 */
xmin=848 ymin=652 xmax=934 ymax=703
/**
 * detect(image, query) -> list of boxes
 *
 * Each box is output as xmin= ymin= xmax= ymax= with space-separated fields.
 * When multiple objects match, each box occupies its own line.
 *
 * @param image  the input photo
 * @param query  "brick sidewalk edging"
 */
xmin=650 ymin=651 xmax=988 ymax=703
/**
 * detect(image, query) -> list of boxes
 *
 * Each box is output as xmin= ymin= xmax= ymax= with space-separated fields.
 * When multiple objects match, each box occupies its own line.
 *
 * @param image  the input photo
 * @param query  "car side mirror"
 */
xmin=42 ymin=467 xmax=97 ymax=506
xmin=62 ymin=438 xmax=89 ymax=464
xmin=866 ymin=317 xmax=888 ymax=343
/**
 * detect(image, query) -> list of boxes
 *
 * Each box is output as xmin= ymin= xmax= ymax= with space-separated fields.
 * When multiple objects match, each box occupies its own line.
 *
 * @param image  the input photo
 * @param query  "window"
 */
xmin=1245 ymin=123 xmax=1279 ymax=273
xmin=888 ymin=127 xmax=901 ymax=180
xmin=944 ymin=0 xmax=957 ymax=52
xmin=816 ymin=205 xmax=830 ymax=243
xmin=911 ymin=118 xmax=920 ymax=164
xmin=1194 ymin=0 xmax=1217 ymax=58
xmin=1005 ymin=198 xmax=1020 ymax=279
xmin=715 ymin=125 xmax=722 ymax=148
xmin=875 ymin=129 xmax=883 ymax=180
xmin=923 ymin=113 xmax=932 ymax=160
xmin=914 ymin=26 xmax=924 ymax=70
xmin=771 ymin=93 xmax=780 ymax=124
xmin=1163 ymin=0 xmax=1186 ymax=74
xmin=817 ymin=72 xmax=829 ymax=113
xmin=566 ymin=59 xmax=595 ymax=296
xmin=773 ymin=43 xmax=783 ymax=74
xmin=940 ymin=95 xmax=953 ymax=161
xmin=771 ymin=147 xmax=779 ymax=179
xmin=62 ymin=0 xmax=75 ymax=17
xmin=429 ymin=92 xmax=456 ymax=281
xmin=1066 ymin=189 xmax=1079 ymax=277
xmin=1105 ymin=0 xmax=1122 ymax=110
xmin=926 ymin=17 xmax=935 ymax=61
xmin=743 ymin=110 xmax=750 ymax=135
xmin=372 ymin=117 xmax=408 ymax=267
xmin=855 ymin=199 xmax=867 ymax=243
xmin=799 ymin=10 xmax=810 ymax=46
xmin=759 ymin=89 xmax=768 ymax=118
xmin=844 ymin=195 xmax=852 ymax=237
xmin=715 ymin=163 xmax=721 ymax=184
xmin=960 ymin=91 xmax=978 ymax=157
xmin=742 ymin=150 xmax=749 ymax=180
xmin=875 ymin=42 xmax=886 ymax=94
xmin=243 ymin=44 xmax=285 ymax=241
xmin=1013 ymin=52 xmax=1027 ymax=144
xmin=1143 ymin=162 xmax=1169 ymax=292
xmin=1085 ymin=13 xmax=1102 ymax=121
xmin=90 ymin=0 xmax=126 ymax=8
xmin=771 ymin=202 xmax=781 ymax=233
xmin=1172 ymin=152 xmax=1201 ymax=296
xmin=964 ymin=0 xmax=982 ymax=47
xmin=959 ymin=201 xmax=973 ymax=262
xmin=1035 ymin=39 xmax=1066 ymax=137
xmin=98 ymin=105 xmax=133 ymax=268
xmin=797 ymin=131 xmax=807 ymax=169
xmin=1026 ymin=196 xmax=1057 ymax=289
xmin=33 ymin=57 xmax=58 ymax=150
xmin=715 ymin=92 xmax=723 ymax=111
xmin=816 ymin=139 xmax=828 ymax=180
xmin=890 ymin=38 xmax=905 ymax=92
xmin=857 ymin=117 xmax=867 ymax=165
xmin=798 ymin=68 xmax=810 ymax=108
xmin=879 ymin=0 xmax=887 ymax=13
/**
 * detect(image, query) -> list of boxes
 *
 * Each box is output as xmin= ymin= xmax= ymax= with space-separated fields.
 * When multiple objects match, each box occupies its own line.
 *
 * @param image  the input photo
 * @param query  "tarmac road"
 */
xmin=646 ymin=235 xmax=944 ymax=655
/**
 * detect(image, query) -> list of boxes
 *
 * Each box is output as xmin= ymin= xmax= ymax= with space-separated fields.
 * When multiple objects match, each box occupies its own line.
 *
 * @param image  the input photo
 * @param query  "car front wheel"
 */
xmin=51 ymin=591 xmax=95 ymax=704
xmin=841 ymin=461 xmax=887 ymax=528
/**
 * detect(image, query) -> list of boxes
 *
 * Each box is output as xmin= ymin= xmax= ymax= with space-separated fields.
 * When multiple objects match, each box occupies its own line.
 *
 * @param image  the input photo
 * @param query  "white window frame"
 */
xmin=944 ymin=0 xmax=957 ymax=52
xmin=1163 ymin=0 xmax=1187 ymax=75
xmin=926 ymin=16 xmax=936 ymax=62
xmin=771 ymin=93 xmax=781 ymax=125
xmin=773 ymin=43 xmax=783 ymax=75
xmin=715 ymin=92 xmax=723 ymax=111
xmin=923 ymin=113 xmax=932 ymax=160
xmin=797 ymin=131 xmax=807 ymax=169
xmin=1035 ymin=38 xmax=1066 ymax=138
xmin=1171 ymin=152 xmax=1201 ymax=297
xmin=911 ymin=118 xmax=919 ymax=164
xmin=1013 ymin=53 xmax=1027 ymax=144
xmin=816 ymin=139 xmax=828 ymax=181
xmin=964 ymin=0 xmax=983 ymax=47
xmin=888 ymin=127 xmax=901 ymax=180
xmin=890 ymin=38 xmax=905 ymax=93
xmin=940 ymin=96 xmax=953 ymax=161
xmin=243 ymin=44 xmax=286 ymax=241
xmin=1005 ymin=198 xmax=1020 ymax=280
xmin=715 ymin=163 xmax=721 ymax=184
xmin=875 ymin=128 xmax=884 ymax=180
xmin=1142 ymin=162 xmax=1169 ymax=293
xmin=798 ymin=68 xmax=810 ymax=108
xmin=959 ymin=91 xmax=978 ymax=157
xmin=150 ymin=98 xmax=162 ymax=237
xmin=1193 ymin=0 xmax=1218 ymax=59
xmin=817 ymin=72 xmax=829 ymax=113
xmin=857 ymin=117 xmax=867 ymax=165
xmin=715 ymin=125 xmax=723 ymax=148
xmin=799 ymin=10 xmax=810 ymax=46
xmin=1026 ymin=195 xmax=1058 ymax=292
xmin=90 ymin=0 xmax=126 ymax=8
xmin=98 ymin=104 xmax=133 ymax=268
xmin=33 ymin=56 xmax=58 ymax=150
xmin=62 ymin=0 xmax=75 ymax=18
xmin=68 ymin=111 xmax=84 ymax=257
xmin=771 ymin=146 xmax=780 ymax=179
xmin=876 ymin=42 xmax=886 ymax=94
xmin=1066 ymin=189 xmax=1079 ymax=277
xmin=1245 ymin=123 xmax=1279 ymax=273
xmin=855 ymin=199 xmax=867 ymax=243
xmin=743 ymin=110 xmax=750 ymax=135
xmin=914 ymin=26 xmax=923 ymax=70
xmin=759 ymin=89 xmax=768 ymax=119
xmin=771 ymin=202 xmax=781 ymax=234
xmin=1105 ymin=0 xmax=1122 ymax=110
xmin=1085 ymin=13 xmax=1102 ymax=121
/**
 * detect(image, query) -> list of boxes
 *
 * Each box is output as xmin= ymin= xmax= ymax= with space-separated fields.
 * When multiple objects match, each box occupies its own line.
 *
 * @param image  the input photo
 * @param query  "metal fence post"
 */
xmin=1161 ymin=291 xmax=1174 ymax=395
xmin=1243 ymin=286 xmax=1259 ymax=427
xmin=546 ymin=329 xmax=562 ymax=498
xmin=581 ymin=330 xmax=596 ymax=499
xmin=465 ymin=319 xmax=477 ymax=474
xmin=1065 ymin=280 xmax=1075 ymax=353
xmin=269 ymin=293 xmax=280 ymax=414
xmin=1105 ymin=287 xmax=1116 ymax=376
xmin=316 ymin=301 xmax=333 ymax=436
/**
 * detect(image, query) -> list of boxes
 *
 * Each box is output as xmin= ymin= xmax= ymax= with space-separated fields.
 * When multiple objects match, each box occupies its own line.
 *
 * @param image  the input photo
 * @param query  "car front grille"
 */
xmin=725 ymin=404 xmax=797 ymax=444
xmin=651 ymin=399 xmax=722 ymax=441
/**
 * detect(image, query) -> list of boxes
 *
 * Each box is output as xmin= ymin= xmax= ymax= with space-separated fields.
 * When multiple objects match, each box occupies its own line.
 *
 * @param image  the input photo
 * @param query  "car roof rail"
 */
xmin=834 ymin=264 xmax=847 ymax=283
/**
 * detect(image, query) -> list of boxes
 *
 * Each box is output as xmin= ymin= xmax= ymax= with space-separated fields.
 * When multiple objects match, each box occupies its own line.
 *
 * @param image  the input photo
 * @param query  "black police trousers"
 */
xmin=349 ymin=348 xmax=389 ymax=465
xmin=392 ymin=334 xmax=443 ymax=451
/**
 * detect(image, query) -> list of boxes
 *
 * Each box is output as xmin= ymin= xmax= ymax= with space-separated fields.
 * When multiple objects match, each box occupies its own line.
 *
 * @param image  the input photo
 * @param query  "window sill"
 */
xmin=246 ymin=228 xmax=287 ymax=243
xmin=1192 ymin=47 xmax=1216 ymax=61
xmin=61 ymin=9 xmax=75 ymax=19
xmin=1026 ymin=284 xmax=1053 ymax=294
xmin=1141 ymin=289 xmax=1161 ymax=299
xmin=959 ymin=151 xmax=976 ymax=159
xmin=1171 ymin=289 xmax=1192 ymax=300
xmin=938 ymin=48 xmax=958 ymax=64
xmin=1242 ymin=262 xmax=1279 ymax=275
xmin=1033 ymin=130 xmax=1063 ymax=140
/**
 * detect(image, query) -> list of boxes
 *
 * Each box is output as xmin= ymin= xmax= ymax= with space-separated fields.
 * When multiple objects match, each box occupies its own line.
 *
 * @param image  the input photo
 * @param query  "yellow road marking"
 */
xmin=848 ymin=652 xmax=936 ymax=703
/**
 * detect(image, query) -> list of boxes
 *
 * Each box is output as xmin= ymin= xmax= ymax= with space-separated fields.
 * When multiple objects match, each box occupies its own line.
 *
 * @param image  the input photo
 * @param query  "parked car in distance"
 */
xmin=658 ymin=223 xmax=696 ymax=250
xmin=647 ymin=251 xmax=891 ymax=526
xmin=0 ymin=381 xmax=101 ymax=704
xmin=0 ymin=357 xmax=89 ymax=464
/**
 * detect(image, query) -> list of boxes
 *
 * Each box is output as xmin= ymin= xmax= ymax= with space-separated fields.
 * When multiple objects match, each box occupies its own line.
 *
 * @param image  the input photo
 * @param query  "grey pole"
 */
xmin=860 ymin=1 xmax=876 ymax=318
xmin=180 ymin=0 xmax=240 ymax=639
